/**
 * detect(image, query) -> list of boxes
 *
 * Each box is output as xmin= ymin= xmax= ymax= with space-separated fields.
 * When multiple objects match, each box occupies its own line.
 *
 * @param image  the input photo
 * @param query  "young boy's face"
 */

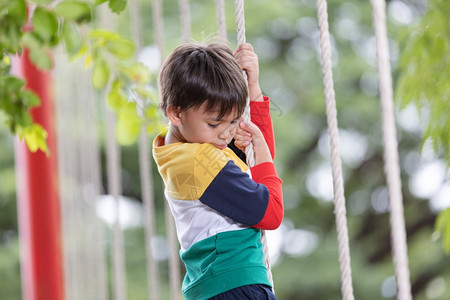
xmin=175 ymin=102 xmax=241 ymax=150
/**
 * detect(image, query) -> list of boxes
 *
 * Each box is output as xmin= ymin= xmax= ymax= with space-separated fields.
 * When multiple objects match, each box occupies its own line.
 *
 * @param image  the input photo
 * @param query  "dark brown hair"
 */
xmin=158 ymin=42 xmax=248 ymax=119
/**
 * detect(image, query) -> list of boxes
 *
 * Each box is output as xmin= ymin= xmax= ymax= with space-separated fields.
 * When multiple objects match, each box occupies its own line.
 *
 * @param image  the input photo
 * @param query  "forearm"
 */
xmin=253 ymin=140 xmax=272 ymax=165
xmin=248 ymin=83 xmax=263 ymax=102
xmin=250 ymin=97 xmax=275 ymax=159
xmin=251 ymin=162 xmax=283 ymax=230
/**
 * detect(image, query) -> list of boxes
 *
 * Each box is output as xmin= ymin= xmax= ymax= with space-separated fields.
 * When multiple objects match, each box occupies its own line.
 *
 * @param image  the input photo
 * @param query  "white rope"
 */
xmin=55 ymin=42 xmax=108 ymax=300
xmin=55 ymin=52 xmax=80 ymax=300
xmin=130 ymin=1 xmax=160 ymax=299
xmin=234 ymin=0 xmax=253 ymax=175
xmin=138 ymin=131 xmax=161 ymax=300
xmin=315 ymin=1 xmax=354 ymax=299
xmin=153 ymin=0 xmax=182 ymax=299
xmin=370 ymin=1 xmax=412 ymax=299
xmin=82 ymin=75 xmax=109 ymax=300
xmin=99 ymin=6 xmax=127 ymax=300
xmin=215 ymin=0 xmax=227 ymax=42
xmin=152 ymin=0 xmax=164 ymax=61
xmin=234 ymin=0 xmax=274 ymax=289
xmin=179 ymin=0 xmax=191 ymax=43
xmin=105 ymin=97 xmax=127 ymax=300
xmin=79 ymin=65 xmax=109 ymax=300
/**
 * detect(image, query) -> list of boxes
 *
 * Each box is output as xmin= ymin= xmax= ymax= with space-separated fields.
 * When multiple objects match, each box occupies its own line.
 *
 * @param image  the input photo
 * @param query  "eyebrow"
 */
xmin=205 ymin=115 xmax=240 ymax=122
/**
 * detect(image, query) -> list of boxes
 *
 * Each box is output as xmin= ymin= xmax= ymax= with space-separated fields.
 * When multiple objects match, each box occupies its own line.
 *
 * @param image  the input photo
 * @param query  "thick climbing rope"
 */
xmin=80 ymin=72 xmax=109 ymax=300
xmin=152 ymin=0 xmax=182 ymax=299
xmin=179 ymin=0 xmax=191 ymax=43
xmin=234 ymin=0 xmax=254 ymax=186
xmin=55 ymin=49 xmax=109 ymax=300
xmin=215 ymin=0 xmax=227 ymax=41
xmin=152 ymin=0 xmax=164 ymax=60
xmin=99 ymin=6 xmax=127 ymax=300
xmin=129 ymin=1 xmax=160 ymax=299
xmin=105 ymin=46 xmax=127 ymax=300
xmin=370 ymin=0 xmax=412 ymax=299
xmin=234 ymin=0 xmax=274 ymax=289
xmin=315 ymin=0 xmax=354 ymax=299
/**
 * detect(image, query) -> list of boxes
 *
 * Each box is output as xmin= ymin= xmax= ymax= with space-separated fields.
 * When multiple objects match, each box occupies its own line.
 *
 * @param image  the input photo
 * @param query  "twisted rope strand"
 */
xmin=179 ymin=0 xmax=191 ymax=43
xmin=234 ymin=0 xmax=273 ymax=289
xmin=130 ymin=1 xmax=160 ymax=299
xmin=99 ymin=6 xmax=127 ymax=300
xmin=234 ymin=0 xmax=253 ymax=165
xmin=370 ymin=1 xmax=412 ymax=299
xmin=153 ymin=0 xmax=182 ymax=299
xmin=152 ymin=0 xmax=164 ymax=60
xmin=316 ymin=1 xmax=354 ymax=299
xmin=215 ymin=0 xmax=227 ymax=42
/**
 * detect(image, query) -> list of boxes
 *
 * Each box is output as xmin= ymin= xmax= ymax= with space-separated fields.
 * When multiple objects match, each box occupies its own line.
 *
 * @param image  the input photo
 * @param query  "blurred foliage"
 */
xmin=1 ymin=0 xmax=450 ymax=299
xmin=396 ymin=0 xmax=450 ymax=163
xmin=436 ymin=208 xmax=450 ymax=255
xmin=395 ymin=0 xmax=450 ymax=255
xmin=0 ymin=114 xmax=21 ymax=299
xmin=0 ymin=0 xmax=162 ymax=152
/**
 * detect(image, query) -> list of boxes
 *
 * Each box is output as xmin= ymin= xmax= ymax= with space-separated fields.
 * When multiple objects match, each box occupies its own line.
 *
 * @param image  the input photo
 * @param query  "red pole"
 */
xmin=12 ymin=48 xmax=64 ymax=300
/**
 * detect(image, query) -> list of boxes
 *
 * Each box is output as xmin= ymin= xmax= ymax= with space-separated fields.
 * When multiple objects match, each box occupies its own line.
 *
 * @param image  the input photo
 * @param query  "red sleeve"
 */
xmin=250 ymin=162 xmax=283 ymax=230
xmin=250 ymin=96 xmax=275 ymax=160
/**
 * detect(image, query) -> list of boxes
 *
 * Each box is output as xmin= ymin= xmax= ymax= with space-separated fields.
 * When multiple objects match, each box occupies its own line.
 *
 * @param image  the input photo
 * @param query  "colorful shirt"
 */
xmin=152 ymin=97 xmax=283 ymax=299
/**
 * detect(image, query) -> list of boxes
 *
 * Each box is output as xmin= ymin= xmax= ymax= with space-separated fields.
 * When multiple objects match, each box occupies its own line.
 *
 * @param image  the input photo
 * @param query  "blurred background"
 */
xmin=1 ymin=0 xmax=449 ymax=299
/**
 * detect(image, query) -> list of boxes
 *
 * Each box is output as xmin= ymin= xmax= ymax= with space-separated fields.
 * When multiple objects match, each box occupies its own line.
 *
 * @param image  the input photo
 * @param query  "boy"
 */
xmin=153 ymin=42 xmax=283 ymax=299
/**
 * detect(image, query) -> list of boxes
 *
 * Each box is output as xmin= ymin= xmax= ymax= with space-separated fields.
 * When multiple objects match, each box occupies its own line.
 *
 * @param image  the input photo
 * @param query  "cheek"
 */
xmin=230 ymin=125 xmax=238 ymax=136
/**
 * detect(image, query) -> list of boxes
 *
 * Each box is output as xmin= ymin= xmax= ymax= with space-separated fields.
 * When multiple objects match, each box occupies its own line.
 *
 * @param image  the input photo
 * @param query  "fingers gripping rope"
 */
xmin=234 ymin=0 xmax=274 ymax=290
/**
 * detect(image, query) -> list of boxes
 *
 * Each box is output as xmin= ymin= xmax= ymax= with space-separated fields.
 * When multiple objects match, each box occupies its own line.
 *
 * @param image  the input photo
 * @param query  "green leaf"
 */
xmin=121 ymin=63 xmax=151 ymax=84
xmin=145 ymin=105 xmax=159 ymax=120
xmin=4 ymin=76 xmax=25 ymax=91
xmin=62 ymin=23 xmax=82 ymax=55
xmin=107 ymin=80 xmax=126 ymax=109
xmin=5 ymin=22 xmax=24 ymax=53
xmin=0 ymin=55 xmax=12 ymax=74
xmin=88 ymin=29 xmax=118 ymax=40
xmin=53 ymin=1 xmax=92 ymax=23
xmin=19 ymin=124 xmax=49 ymax=155
xmin=106 ymin=38 xmax=135 ymax=60
xmin=21 ymin=32 xmax=42 ymax=50
xmin=109 ymin=0 xmax=127 ymax=14
xmin=95 ymin=0 xmax=108 ymax=4
xmin=32 ymin=7 xmax=58 ymax=44
xmin=134 ymin=86 xmax=157 ymax=102
xmin=5 ymin=0 xmax=26 ymax=19
xmin=91 ymin=59 xmax=110 ymax=91
xmin=115 ymin=103 xmax=141 ymax=145
xmin=28 ymin=0 xmax=54 ymax=4
xmin=28 ymin=47 xmax=52 ymax=70
xmin=20 ymin=91 xmax=40 ymax=107
xmin=435 ymin=208 xmax=450 ymax=255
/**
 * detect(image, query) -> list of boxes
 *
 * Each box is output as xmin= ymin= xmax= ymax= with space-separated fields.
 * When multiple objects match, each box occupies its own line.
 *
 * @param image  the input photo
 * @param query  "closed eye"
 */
xmin=207 ymin=123 xmax=220 ymax=128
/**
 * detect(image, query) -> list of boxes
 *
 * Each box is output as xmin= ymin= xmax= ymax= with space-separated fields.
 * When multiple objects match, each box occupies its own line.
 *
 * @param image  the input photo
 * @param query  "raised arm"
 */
xmin=250 ymin=98 xmax=275 ymax=159
xmin=201 ymin=122 xmax=283 ymax=230
xmin=235 ymin=43 xmax=275 ymax=159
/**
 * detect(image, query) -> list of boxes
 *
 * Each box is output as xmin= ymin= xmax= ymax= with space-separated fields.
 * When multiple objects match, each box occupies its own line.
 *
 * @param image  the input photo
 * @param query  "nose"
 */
xmin=219 ymin=123 xmax=237 ymax=141
xmin=218 ymin=129 xmax=231 ymax=141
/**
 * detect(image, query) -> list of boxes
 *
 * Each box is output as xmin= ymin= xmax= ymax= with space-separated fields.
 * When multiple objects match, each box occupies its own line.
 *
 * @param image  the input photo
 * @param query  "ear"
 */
xmin=166 ymin=105 xmax=182 ymax=126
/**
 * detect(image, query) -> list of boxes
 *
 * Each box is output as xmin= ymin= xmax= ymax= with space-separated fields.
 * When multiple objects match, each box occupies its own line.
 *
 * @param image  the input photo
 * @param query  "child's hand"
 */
xmin=235 ymin=43 xmax=263 ymax=102
xmin=234 ymin=121 xmax=272 ymax=165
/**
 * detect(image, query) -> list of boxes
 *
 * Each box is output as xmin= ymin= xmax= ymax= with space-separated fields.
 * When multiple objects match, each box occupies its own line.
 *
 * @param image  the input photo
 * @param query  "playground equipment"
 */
xmin=13 ymin=0 xmax=412 ymax=299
